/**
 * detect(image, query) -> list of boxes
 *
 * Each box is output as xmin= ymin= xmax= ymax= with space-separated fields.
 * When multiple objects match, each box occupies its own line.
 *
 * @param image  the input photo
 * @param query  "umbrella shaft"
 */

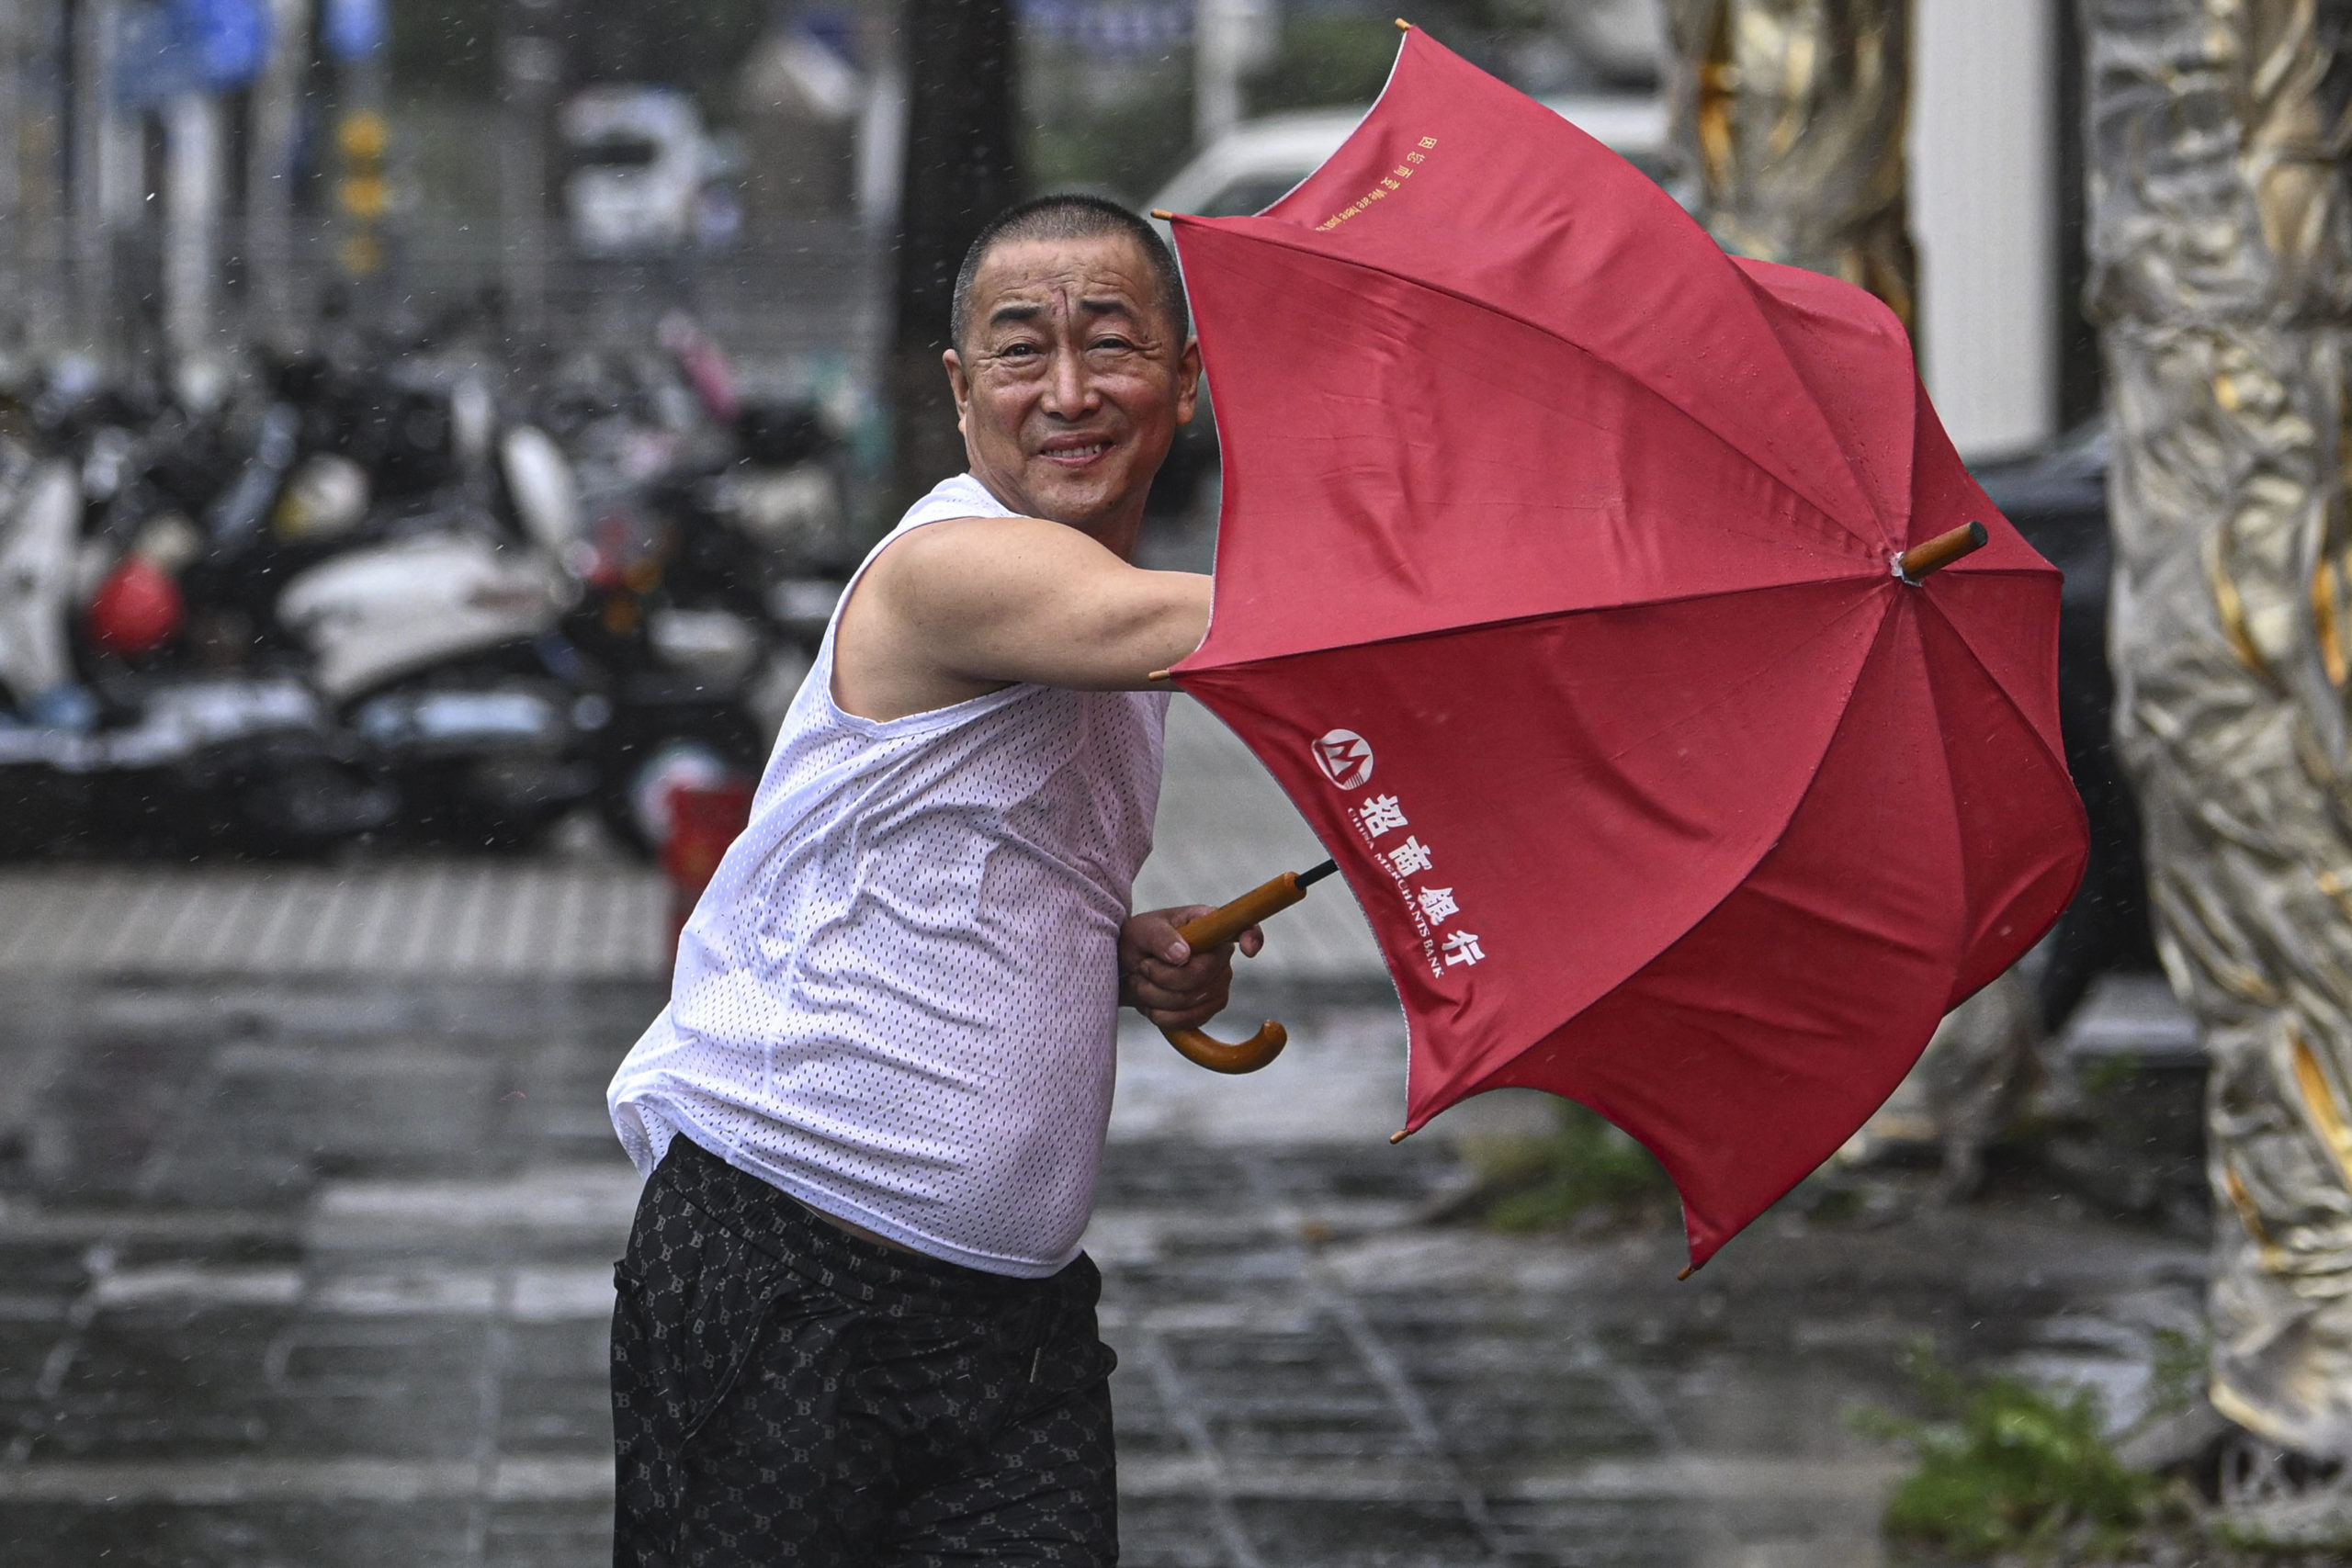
xmin=1895 ymin=521 xmax=1988 ymax=582
xmin=1177 ymin=872 xmax=1308 ymax=948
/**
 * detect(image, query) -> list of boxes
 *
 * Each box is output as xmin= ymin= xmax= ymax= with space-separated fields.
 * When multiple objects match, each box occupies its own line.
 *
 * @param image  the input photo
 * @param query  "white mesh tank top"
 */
xmin=607 ymin=473 xmax=1170 ymax=1277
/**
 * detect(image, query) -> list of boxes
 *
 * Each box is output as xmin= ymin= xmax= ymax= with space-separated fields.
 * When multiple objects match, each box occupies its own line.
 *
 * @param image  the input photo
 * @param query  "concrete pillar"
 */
xmin=1907 ymin=0 xmax=2056 ymax=458
xmin=1194 ymin=0 xmax=1272 ymax=148
xmin=162 ymin=89 xmax=220 ymax=362
xmin=72 ymin=0 xmax=119 ymax=358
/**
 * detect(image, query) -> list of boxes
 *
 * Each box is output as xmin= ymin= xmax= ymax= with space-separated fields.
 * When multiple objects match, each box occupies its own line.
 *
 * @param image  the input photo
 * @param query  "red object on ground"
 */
xmin=1165 ymin=28 xmax=2089 ymax=1270
xmin=659 ymin=310 xmax=741 ymax=424
xmin=662 ymin=780 xmax=754 ymax=955
xmin=86 ymin=556 xmax=184 ymax=656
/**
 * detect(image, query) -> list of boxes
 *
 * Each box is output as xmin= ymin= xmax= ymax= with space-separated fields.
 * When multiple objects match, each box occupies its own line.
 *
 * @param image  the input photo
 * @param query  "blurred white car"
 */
xmin=562 ymin=86 xmax=711 ymax=254
xmin=1148 ymin=95 xmax=1672 ymax=221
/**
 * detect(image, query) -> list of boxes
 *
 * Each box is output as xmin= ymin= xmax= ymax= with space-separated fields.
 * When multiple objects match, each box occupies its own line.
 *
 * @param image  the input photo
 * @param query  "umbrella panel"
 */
xmin=1464 ymin=594 xmax=2080 ymax=1264
xmin=1180 ymin=575 xmax=1892 ymax=1100
xmin=1915 ymin=592 xmax=2085 ymax=1005
xmin=1177 ymin=228 xmax=1887 ymax=671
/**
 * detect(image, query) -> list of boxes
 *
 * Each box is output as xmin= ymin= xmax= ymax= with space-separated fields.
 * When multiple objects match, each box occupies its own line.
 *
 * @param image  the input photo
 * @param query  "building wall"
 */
xmin=1910 ymin=0 xmax=2059 ymax=460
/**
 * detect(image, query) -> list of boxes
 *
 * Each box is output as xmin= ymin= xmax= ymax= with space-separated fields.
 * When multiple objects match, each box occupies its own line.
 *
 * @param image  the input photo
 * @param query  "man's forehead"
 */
xmin=972 ymin=236 xmax=1161 ymax=319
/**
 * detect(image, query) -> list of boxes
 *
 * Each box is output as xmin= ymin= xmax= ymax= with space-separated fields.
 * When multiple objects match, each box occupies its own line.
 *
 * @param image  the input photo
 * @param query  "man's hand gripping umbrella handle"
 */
xmin=1160 ymin=860 xmax=1338 ymax=1074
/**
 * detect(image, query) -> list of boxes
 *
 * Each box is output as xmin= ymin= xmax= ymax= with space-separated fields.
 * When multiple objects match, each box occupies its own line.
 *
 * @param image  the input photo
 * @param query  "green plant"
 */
xmin=2145 ymin=1326 xmax=2210 ymax=1423
xmin=2078 ymin=1050 xmax=2142 ymax=1100
xmin=1863 ymin=1339 xmax=2160 ymax=1562
xmin=1460 ymin=1101 xmax=1670 ymax=1232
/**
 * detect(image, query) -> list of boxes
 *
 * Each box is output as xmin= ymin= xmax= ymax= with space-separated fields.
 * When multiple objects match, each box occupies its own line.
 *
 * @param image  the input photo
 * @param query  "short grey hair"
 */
xmin=949 ymin=195 xmax=1190 ymax=353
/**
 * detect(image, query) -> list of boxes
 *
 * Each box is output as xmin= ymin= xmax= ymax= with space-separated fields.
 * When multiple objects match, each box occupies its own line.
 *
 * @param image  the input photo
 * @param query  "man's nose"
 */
xmin=1041 ymin=346 xmax=1097 ymax=416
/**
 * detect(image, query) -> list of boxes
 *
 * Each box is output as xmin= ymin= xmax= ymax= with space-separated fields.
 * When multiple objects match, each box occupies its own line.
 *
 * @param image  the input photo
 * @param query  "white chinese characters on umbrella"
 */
xmin=1351 ymin=791 xmax=1485 ymax=977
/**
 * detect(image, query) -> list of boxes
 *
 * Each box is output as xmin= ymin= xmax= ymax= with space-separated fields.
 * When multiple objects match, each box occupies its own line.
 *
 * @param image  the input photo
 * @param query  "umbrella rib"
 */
xmin=1905 ymin=606 xmax=1976 ymax=990
xmin=1189 ymin=220 xmax=1887 ymax=547
xmin=1200 ymin=567 xmax=1884 ymax=670
xmin=1917 ymin=593 xmax=2077 ymax=792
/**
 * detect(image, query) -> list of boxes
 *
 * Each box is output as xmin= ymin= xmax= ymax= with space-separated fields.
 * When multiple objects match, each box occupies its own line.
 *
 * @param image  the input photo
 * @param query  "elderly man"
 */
xmin=605 ymin=194 xmax=1244 ymax=1565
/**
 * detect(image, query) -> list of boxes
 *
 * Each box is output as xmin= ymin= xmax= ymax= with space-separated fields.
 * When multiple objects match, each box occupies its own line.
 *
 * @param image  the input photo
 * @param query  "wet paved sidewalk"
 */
xmin=0 ymin=974 xmax=2205 ymax=1568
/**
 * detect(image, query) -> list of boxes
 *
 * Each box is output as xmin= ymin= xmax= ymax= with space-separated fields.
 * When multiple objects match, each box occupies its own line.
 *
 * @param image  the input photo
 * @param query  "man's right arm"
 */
xmin=833 ymin=515 xmax=1211 ymax=722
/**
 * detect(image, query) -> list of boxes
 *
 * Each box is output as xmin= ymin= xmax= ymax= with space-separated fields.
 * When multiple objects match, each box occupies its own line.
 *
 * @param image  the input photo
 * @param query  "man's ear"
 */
xmin=944 ymin=348 xmax=970 ymax=435
xmin=1174 ymin=338 xmax=1203 ymax=426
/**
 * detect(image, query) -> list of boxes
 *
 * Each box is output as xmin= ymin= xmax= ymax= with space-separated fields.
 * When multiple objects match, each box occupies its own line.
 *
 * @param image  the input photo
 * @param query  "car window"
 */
xmin=573 ymin=140 xmax=662 ymax=172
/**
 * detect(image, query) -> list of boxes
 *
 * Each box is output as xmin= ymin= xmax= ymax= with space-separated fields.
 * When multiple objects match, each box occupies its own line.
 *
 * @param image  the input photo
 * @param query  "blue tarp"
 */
xmin=323 ymin=0 xmax=387 ymax=62
xmin=116 ymin=0 xmax=274 ymax=104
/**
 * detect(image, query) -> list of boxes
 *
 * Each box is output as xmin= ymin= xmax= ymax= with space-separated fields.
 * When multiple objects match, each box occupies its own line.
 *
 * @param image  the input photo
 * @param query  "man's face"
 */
xmin=944 ymin=233 xmax=1200 ymax=541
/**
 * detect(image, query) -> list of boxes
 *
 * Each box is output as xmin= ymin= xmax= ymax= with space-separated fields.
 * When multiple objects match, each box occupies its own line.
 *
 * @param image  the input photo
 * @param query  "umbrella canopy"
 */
xmin=1165 ymin=28 xmax=2088 ymax=1269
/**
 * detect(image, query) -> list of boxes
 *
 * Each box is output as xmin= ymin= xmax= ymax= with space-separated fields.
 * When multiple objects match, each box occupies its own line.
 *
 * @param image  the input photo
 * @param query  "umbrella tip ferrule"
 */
xmin=1146 ymin=669 xmax=1172 ymax=682
xmin=1395 ymin=17 xmax=1411 ymax=30
xmin=1677 ymin=1263 xmax=1697 ymax=1281
xmin=1389 ymin=1128 xmax=1412 ymax=1145
xmin=1149 ymin=209 xmax=1175 ymax=221
xmin=1892 ymin=520 xmax=1990 ymax=585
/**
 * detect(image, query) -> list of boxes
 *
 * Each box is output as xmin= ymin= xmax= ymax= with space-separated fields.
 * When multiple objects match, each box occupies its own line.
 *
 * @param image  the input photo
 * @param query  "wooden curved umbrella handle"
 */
xmin=1153 ymin=869 xmax=1318 ymax=1075
xmin=1159 ymin=1018 xmax=1291 ymax=1074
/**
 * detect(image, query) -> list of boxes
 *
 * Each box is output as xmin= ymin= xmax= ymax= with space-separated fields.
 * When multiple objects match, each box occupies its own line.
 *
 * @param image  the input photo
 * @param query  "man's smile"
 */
xmin=1037 ymin=434 xmax=1117 ymax=468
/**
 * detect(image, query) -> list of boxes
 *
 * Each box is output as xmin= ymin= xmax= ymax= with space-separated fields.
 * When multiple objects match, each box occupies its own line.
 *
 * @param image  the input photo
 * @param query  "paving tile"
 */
xmin=1114 ymin=1495 xmax=1238 ymax=1568
xmin=496 ymin=1322 xmax=616 ymax=1456
xmin=1230 ymin=1497 xmax=1494 ymax=1566
xmin=0 ymin=1500 xmax=479 ymax=1567
xmin=483 ymin=1500 xmax=619 ymax=1568
xmin=38 ymin=1312 xmax=490 ymax=1465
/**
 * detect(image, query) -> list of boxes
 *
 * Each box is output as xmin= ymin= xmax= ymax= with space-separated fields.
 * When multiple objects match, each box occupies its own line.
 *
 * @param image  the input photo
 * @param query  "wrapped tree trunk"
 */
xmin=1660 ymin=0 xmax=1917 ymax=330
xmin=2086 ymin=0 xmax=2352 ymax=1458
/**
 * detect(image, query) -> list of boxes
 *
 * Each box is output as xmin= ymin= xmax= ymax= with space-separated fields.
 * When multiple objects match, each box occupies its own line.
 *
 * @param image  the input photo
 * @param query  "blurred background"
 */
xmin=0 ymin=0 xmax=2309 ymax=1564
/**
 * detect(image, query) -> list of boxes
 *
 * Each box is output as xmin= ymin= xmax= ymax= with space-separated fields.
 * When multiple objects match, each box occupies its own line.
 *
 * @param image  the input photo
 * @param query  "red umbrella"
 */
xmin=1156 ymin=27 xmax=2087 ymax=1270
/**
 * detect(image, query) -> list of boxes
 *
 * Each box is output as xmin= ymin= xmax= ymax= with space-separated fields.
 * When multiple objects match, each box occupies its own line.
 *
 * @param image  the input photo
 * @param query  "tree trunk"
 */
xmin=888 ymin=0 xmax=1023 ymax=520
xmin=2086 ymin=0 xmax=2352 ymax=1462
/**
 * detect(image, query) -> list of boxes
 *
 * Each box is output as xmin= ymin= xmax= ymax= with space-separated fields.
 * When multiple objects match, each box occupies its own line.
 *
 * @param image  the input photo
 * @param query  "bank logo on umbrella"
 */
xmin=1313 ymin=729 xmax=1374 ymax=788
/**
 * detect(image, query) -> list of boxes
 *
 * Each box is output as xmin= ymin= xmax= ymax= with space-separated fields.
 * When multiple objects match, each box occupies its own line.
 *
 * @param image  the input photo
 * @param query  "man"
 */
xmin=605 ymin=194 xmax=1250 ymax=1565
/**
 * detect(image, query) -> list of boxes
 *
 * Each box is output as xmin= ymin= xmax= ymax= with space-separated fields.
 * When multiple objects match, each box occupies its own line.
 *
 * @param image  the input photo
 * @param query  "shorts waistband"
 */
xmin=655 ymin=1134 xmax=1092 ymax=1314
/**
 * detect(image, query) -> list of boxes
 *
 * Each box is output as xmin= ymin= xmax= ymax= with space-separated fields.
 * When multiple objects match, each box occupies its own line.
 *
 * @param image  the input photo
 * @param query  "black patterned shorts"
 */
xmin=611 ymin=1135 xmax=1119 ymax=1566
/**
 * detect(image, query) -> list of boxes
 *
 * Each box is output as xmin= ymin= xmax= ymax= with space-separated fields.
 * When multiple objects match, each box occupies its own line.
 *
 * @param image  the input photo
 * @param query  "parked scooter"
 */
xmin=0 ymin=316 xmax=856 ymax=862
xmin=557 ymin=382 xmax=852 ymax=853
xmin=276 ymin=502 xmax=594 ymax=850
xmin=0 ymin=391 xmax=395 ymax=859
